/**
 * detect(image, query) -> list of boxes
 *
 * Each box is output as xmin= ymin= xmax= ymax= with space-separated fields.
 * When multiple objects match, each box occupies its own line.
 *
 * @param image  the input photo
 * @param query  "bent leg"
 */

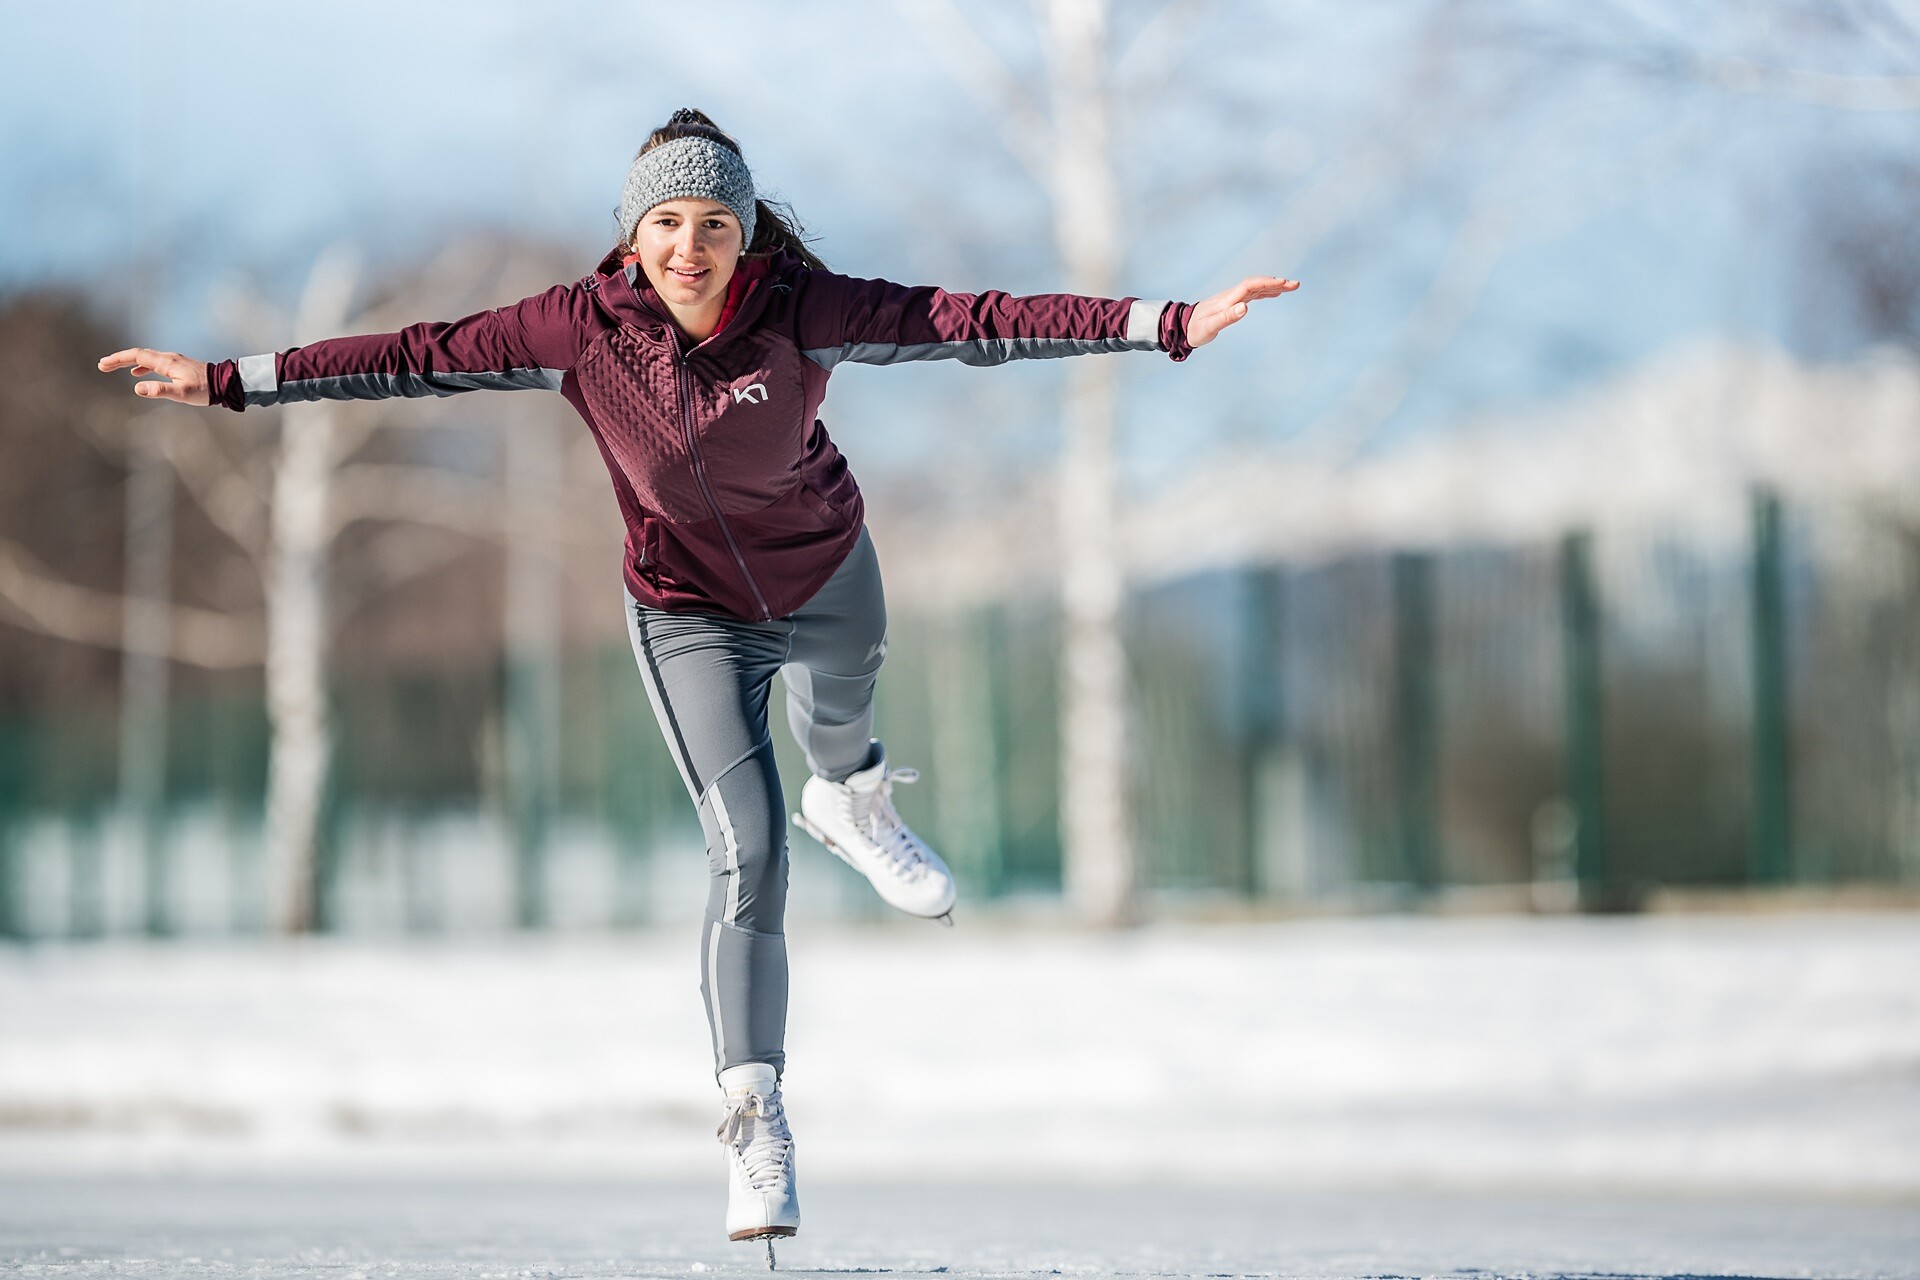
xmin=784 ymin=528 xmax=890 ymax=782
xmin=625 ymin=595 xmax=791 ymax=1078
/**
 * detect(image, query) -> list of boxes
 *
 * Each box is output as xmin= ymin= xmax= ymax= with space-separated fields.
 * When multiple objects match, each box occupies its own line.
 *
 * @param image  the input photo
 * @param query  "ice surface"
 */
xmin=1 ymin=913 xmax=1917 ymax=1200
xmin=3 ymin=1174 xmax=1917 ymax=1280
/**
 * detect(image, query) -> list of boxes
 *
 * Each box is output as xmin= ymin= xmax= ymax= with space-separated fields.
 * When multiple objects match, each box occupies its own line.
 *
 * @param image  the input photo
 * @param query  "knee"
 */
xmin=708 ymin=829 xmax=788 ymax=932
xmin=698 ymin=744 xmax=789 ymax=915
xmin=701 ymin=796 xmax=786 ymax=880
xmin=731 ymin=836 xmax=788 ymax=895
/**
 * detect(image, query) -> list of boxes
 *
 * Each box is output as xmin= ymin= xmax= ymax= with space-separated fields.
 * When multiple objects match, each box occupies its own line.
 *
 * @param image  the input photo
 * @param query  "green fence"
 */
xmin=4 ymin=490 xmax=1919 ymax=937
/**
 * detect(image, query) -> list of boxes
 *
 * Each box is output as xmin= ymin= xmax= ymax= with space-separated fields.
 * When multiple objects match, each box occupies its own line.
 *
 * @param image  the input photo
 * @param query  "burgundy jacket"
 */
xmin=209 ymin=251 xmax=1194 ymax=621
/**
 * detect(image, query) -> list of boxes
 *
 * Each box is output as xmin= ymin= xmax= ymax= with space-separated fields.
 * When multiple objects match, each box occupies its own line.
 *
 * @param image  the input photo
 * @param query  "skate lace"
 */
xmin=847 ymin=767 xmax=926 ymax=876
xmin=717 ymin=1090 xmax=793 ymax=1193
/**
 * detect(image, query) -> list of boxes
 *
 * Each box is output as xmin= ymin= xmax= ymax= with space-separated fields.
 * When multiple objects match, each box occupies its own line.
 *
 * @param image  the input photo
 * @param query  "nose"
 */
xmin=673 ymin=223 xmax=702 ymax=261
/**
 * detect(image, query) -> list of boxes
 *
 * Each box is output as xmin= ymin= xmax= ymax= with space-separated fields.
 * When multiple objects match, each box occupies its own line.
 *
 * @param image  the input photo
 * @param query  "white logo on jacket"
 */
xmin=732 ymin=382 xmax=769 ymax=405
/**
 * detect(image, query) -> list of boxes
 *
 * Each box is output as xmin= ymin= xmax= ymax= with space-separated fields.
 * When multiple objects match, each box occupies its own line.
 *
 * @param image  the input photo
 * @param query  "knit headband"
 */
xmin=618 ymin=136 xmax=758 ymax=251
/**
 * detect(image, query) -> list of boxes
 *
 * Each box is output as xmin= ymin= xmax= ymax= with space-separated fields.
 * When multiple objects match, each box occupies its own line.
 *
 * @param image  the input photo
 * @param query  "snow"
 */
xmin=2 ymin=912 xmax=1918 ymax=1201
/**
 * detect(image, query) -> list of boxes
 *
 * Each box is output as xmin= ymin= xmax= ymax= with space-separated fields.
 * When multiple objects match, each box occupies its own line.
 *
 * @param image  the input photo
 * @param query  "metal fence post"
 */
xmin=1560 ymin=530 xmax=1607 ymax=900
xmin=1392 ymin=552 xmax=1440 ymax=892
xmin=1238 ymin=566 xmax=1285 ymax=897
xmin=1750 ymin=487 xmax=1791 ymax=885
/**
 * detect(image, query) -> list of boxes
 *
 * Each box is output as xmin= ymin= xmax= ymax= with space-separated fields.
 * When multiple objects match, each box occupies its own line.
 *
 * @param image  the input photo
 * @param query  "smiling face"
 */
xmin=632 ymin=198 xmax=745 ymax=338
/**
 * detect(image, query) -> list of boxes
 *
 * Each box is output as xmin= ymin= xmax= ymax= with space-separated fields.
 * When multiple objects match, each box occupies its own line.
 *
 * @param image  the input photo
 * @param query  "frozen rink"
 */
xmin=3 ymin=911 xmax=1920 ymax=1276
xmin=5 ymin=1173 xmax=1918 ymax=1279
xmin=4 ymin=911 xmax=1919 ymax=1197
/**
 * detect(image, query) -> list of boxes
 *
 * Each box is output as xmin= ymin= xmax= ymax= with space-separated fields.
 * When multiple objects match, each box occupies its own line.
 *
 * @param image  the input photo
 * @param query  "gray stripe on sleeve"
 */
xmin=274 ymin=366 xmax=566 ymax=403
xmin=802 ymin=335 xmax=1145 ymax=372
xmin=1126 ymin=299 xmax=1167 ymax=347
xmin=238 ymin=353 xmax=277 ymax=394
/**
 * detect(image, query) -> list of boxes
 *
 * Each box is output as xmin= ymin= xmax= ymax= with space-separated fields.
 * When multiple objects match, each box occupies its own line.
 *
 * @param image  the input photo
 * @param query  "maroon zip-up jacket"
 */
xmin=208 ymin=250 xmax=1195 ymax=621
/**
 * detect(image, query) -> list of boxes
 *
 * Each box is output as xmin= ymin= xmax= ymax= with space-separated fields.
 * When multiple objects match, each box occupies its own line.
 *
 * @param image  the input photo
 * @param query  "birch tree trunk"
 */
xmin=1048 ymin=0 xmax=1135 ymax=925
xmin=504 ymin=410 xmax=563 ymax=929
xmin=118 ymin=412 xmax=174 ymax=936
xmin=263 ymin=250 xmax=357 ymax=934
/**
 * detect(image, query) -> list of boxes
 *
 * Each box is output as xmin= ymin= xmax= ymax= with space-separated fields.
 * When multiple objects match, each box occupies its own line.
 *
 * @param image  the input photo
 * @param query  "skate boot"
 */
xmin=794 ymin=745 xmax=956 ymax=922
xmin=717 ymin=1064 xmax=799 ymax=1244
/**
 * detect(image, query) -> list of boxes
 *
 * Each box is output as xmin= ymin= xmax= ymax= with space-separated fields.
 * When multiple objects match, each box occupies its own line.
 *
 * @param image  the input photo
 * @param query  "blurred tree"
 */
xmin=198 ymin=240 xmax=609 ymax=931
xmin=1794 ymin=153 xmax=1920 ymax=358
xmin=0 ymin=295 xmax=258 ymax=691
xmin=902 ymin=0 xmax=1540 ymax=921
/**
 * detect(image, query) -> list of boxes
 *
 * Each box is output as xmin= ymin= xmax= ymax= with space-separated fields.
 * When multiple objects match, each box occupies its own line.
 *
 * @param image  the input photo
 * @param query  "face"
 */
xmin=632 ymin=198 xmax=744 ymax=313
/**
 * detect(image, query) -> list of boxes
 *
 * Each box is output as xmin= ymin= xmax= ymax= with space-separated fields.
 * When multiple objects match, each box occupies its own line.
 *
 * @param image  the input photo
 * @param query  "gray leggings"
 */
xmin=624 ymin=527 xmax=888 ymax=1080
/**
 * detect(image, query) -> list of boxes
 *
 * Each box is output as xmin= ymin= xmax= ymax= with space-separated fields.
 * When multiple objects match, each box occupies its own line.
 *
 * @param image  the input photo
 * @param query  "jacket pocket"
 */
xmin=635 ymin=517 xmax=662 ymax=579
xmin=797 ymin=480 xmax=841 ymax=523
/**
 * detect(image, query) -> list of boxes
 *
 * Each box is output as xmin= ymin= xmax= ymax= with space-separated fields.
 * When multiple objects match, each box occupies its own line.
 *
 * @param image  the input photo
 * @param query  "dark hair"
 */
xmin=625 ymin=107 xmax=826 ymax=270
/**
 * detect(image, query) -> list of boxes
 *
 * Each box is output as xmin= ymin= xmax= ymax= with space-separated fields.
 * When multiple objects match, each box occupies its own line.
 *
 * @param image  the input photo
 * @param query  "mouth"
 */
xmin=667 ymin=265 xmax=710 ymax=285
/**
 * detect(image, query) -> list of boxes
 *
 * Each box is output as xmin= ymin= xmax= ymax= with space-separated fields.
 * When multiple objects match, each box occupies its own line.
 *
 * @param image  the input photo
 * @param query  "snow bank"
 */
xmin=1 ymin=912 xmax=1916 ymax=1197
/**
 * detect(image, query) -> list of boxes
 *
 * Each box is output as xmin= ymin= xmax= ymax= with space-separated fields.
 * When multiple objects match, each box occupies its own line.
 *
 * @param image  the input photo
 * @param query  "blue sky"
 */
xmin=4 ymin=1 xmax=1909 ymax=490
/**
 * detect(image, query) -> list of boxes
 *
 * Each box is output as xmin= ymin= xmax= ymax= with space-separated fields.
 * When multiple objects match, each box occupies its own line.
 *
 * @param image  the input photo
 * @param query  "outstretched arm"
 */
xmin=97 ymin=283 xmax=595 ymax=411
xmin=792 ymin=270 xmax=1297 ymax=370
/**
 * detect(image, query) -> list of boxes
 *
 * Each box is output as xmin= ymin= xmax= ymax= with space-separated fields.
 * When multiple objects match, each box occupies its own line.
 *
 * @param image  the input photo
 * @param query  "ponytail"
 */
xmin=746 ymin=196 xmax=826 ymax=271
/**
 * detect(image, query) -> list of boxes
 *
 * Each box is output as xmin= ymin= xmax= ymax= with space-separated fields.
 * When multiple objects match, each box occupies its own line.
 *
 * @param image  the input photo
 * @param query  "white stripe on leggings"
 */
xmin=704 ymin=785 xmax=742 ymax=1065
xmin=705 ymin=917 xmax=725 ymax=1065
xmin=711 ymin=785 xmax=742 ymax=925
xmin=632 ymin=624 xmax=698 ymax=800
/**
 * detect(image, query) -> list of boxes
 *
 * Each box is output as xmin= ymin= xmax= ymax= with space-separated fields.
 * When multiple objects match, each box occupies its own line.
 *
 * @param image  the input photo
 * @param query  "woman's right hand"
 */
xmin=97 ymin=348 xmax=212 ymax=406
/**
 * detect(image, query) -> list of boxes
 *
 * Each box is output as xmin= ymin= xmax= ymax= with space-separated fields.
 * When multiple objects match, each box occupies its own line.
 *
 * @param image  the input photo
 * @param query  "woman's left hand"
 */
xmin=1186 ymin=276 xmax=1299 ymax=349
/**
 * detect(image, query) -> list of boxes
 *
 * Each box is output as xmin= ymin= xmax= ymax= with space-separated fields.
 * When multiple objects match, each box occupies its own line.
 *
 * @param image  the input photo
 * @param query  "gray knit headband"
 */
xmin=618 ymin=136 xmax=757 ymax=251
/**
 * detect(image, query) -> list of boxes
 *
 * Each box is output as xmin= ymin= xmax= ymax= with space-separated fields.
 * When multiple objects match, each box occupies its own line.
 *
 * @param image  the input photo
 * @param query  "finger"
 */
xmin=97 ymin=348 xmax=153 ymax=372
xmin=101 ymin=347 xmax=180 ymax=375
xmin=1234 ymin=277 xmax=1299 ymax=302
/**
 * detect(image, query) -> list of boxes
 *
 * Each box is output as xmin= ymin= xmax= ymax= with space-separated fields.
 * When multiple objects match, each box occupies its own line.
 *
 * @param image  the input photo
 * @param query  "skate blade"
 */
xmin=729 ymin=1226 xmax=798 ymax=1242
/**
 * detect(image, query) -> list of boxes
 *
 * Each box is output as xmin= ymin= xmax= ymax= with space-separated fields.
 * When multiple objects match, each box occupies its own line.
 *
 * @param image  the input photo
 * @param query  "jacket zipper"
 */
xmin=675 ymin=347 xmax=772 ymax=620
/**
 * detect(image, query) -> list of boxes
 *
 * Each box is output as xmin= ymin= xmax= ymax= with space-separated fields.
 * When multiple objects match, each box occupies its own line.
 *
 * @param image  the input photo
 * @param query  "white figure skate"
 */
xmin=793 ymin=748 xmax=956 ymax=923
xmin=717 ymin=1063 xmax=798 ymax=1260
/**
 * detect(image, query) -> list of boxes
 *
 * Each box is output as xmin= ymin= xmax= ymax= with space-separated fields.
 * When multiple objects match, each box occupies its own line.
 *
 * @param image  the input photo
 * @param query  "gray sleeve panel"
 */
xmin=1126 ymin=299 xmax=1168 ymax=345
xmin=801 ymin=332 xmax=1158 ymax=372
xmin=268 ymin=366 xmax=567 ymax=404
xmin=237 ymin=353 xmax=277 ymax=394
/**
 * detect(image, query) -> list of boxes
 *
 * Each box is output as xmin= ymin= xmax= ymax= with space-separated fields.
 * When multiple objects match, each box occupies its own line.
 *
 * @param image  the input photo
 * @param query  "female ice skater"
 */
xmin=99 ymin=107 xmax=1297 ymax=1251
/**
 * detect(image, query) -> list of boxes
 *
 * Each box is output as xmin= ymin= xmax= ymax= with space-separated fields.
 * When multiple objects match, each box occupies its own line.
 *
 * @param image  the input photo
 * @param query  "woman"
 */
xmin=99 ymin=107 xmax=1298 ymax=1249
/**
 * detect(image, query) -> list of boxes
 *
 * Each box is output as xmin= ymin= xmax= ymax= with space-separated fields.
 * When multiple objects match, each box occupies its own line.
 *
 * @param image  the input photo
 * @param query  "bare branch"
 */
xmin=1311 ymin=206 xmax=1515 ymax=465
xmin=209 ymin=276 xmax=292 ymax=354
xmin=329 ymin=463 xmax=506 ymax=540
xmin=1843 ymin=0 xmax=1920 ymax=60
xmin=353 ymin=240 xmax=508 ymax=333
xmin=1112 ymin=0 xmax=1210 ymax=97
xmin=902 ymin=0 xmax=1057 ymax=187
xmin=1690 ymin=53 xmax=1920 ymax=110
xmin=0 ymin=538 xmax=262 ymax=669
xmin=330 ymin=524 xmax=484 ymax=634
xmin=156 ymin=417 xmax=270 ymax=571
xmin=329 ymin=462 xmax=612 ymax=548
xmin=1212 ymin=134 xmax=1422 ymax=286
xmin=1603 ymin=0 xmax=1920 ymax=110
